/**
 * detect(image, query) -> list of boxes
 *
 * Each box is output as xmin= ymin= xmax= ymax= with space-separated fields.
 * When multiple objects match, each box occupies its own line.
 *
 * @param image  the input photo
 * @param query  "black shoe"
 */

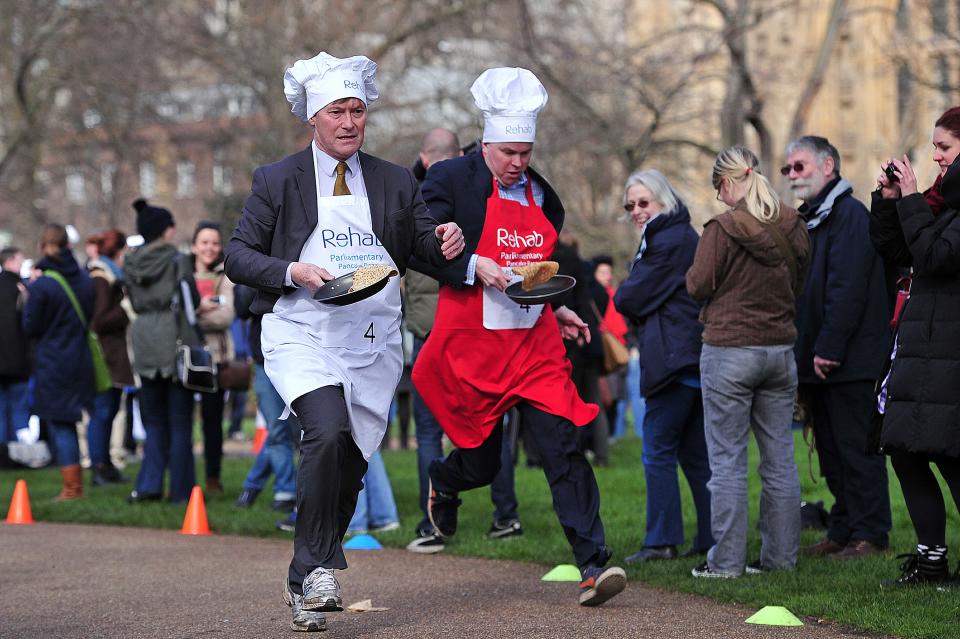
xmin=488 ymin=519 xmax=523 ymax=539
xmin=427 ymin=479 xmax=462 ymax=538
xmin=406 ymin=529 xmax=446 ymax=554
xmin=127 ymin=490 xmax=162 ymax=504
xmin=271 ymin=498 xmax=296 ymax=512
xmin=625 ymin=545 xmax=678 ymax=564
xmin=92 ymin=463 xmax=128 ymax=486
xmin=745 ymin=560 xmax=767 ymax=575
xmin=679 ymin=547 xmax=709 ymax=559
xmin=276 ymin=511 xmax=297 ymax=532
xmin=881 ymin=553 xmax=950 ymax=588
xmin=233 ymin=488 xmax=260 ymax=508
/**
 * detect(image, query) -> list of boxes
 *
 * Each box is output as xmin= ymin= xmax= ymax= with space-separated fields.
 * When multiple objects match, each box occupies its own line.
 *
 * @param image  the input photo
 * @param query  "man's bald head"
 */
xmin=420 ymin=128 xmax=461 ymax=169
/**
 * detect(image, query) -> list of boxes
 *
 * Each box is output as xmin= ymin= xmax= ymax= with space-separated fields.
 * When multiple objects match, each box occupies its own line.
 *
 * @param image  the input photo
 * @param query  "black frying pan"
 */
xmin=313 ymin=268 xmax=398 ymax=306
xmin=504 ymin=275 xmax=577 ymax=305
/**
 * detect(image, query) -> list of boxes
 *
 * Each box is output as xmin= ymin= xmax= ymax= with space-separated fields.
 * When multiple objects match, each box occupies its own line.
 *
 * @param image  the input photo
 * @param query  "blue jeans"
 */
xmin=614 ymin=355 xmax=646 ymax=439
xmin=242 ymin=365 xmax=297 ymax=500
xmin=412 ymin=336 xmax=518 ymax=534
xmin=136 ymin=376 xmax=196 ymax=503
xmin=348 ymin=449 xmax=399 ymax=531
xmin=87 ymin=388 xmax=122 ymax=466
xmin=0 ymin=380 xmax=30 ymax=442
xmin=642 ymin=381 xmax=713 ymax=550
xmin=50 ymin=419 xmax=80 ymax=466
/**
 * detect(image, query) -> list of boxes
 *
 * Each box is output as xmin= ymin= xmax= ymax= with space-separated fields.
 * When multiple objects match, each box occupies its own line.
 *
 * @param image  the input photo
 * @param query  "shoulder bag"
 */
xmin=172 ymin=256 xmax=218 ymax=393
xmin=44 ymin=270 xmax=112 ymax=393
xmin=588 ymin=299 xmax=630 ymax=374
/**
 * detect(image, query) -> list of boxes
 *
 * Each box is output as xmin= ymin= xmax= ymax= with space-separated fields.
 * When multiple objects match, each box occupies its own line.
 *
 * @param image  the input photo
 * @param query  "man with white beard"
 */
xmin=782 ymin=135 xmax=892 ymax=561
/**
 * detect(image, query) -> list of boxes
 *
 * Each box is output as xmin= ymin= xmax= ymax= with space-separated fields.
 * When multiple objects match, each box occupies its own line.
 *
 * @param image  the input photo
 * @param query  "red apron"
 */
xmin=412 ymin=178 xmax=598 ymax=448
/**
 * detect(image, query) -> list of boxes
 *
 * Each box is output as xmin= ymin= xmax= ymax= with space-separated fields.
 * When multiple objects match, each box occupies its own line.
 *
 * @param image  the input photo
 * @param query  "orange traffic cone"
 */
xmin=180 ymin=485 xmax=211 ymax=535
xmin=6 ymin=479 xmax=34 ymax=525
xmin=251 ymin=426 xmax=267 ymax=455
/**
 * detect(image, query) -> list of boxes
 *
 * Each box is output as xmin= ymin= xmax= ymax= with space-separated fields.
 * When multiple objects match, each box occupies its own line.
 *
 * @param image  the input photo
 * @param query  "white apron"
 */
xmin=261 ymin=191 xmax=402 ymax=460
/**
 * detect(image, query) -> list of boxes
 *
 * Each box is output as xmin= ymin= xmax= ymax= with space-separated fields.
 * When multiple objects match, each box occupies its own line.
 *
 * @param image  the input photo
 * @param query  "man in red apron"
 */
xmin=410 ymin=67 xmax=626 ymax=607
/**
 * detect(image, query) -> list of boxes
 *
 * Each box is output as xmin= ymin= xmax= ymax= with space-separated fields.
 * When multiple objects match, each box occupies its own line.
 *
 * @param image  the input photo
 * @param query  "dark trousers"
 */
xmin=412 ymin=336 xmax=517 ymax=535
xmin=288 ymin=386 xmax=367 ymax=594
xmin=136 ymin=377 xmax=195 ymax=503
xmin=430 ymin=403 xmax=609 ymax=569
xmin=642 ymin=381 xmax=713 ymax=549
xmin=199 ymin=389 xmax=225 ymax=480
xmin=891 ymin=451 xmax=960 ymax=548
xmin=807 ymin=381 xmax=892 ymax=547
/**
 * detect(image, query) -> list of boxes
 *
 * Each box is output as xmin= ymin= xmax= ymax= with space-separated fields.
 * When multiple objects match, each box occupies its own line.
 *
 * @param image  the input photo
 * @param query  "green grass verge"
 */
xmin=3 ymin=431 xmax=959 ymax=638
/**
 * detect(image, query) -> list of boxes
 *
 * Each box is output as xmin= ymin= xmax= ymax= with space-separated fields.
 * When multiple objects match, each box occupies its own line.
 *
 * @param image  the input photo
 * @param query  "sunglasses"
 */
xmin=779 ymin=161 xmax=807 ymax=176
xmin=623 ymin=199 xmax=651 ymax=212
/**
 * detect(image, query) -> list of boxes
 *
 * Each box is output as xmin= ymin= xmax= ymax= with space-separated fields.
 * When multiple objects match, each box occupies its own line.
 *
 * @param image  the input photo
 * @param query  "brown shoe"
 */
xmin=55 ymin=464 xmax=84 ymax=501
xmin=802 ymin=538 xmax=845 ymax=557
xmin=205 ymin=478 xmax=224 ymax=495
xmin=830 ymin=539 xmax=886 ymax=560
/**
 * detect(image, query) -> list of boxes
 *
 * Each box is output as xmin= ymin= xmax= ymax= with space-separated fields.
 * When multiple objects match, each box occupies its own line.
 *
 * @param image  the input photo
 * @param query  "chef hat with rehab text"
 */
xmin=471 ymin=67 xmax=548 ymax=144
xmin=284 ymin=52 xmax=379 ymax=122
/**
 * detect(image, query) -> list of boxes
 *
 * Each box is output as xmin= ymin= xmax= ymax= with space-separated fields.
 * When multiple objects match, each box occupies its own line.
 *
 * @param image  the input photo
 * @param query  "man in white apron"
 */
xmin=225 ymin=52 xmax=464 ymax=633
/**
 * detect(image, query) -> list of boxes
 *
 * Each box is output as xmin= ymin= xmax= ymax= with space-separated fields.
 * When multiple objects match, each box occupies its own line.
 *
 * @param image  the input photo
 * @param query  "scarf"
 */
xmin=923 ymin=173 xmax=945 ymax=216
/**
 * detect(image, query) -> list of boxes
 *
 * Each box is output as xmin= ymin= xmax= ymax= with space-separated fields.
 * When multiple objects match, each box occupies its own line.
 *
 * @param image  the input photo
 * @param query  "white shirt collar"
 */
xmin=312 ymin=141 xmax=361 ymax=179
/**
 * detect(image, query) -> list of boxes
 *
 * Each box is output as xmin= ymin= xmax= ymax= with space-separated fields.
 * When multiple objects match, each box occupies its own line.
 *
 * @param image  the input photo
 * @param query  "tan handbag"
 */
xmin=589 ymin=300 xmax=630 ymax=374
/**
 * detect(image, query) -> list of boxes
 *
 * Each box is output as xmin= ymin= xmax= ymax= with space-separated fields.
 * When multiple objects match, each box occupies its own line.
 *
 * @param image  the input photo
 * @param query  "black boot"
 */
xmin=881 ymin=552 xmax=949 ymax=588
xmin=92 ymin=462 xmax=128 ymax=486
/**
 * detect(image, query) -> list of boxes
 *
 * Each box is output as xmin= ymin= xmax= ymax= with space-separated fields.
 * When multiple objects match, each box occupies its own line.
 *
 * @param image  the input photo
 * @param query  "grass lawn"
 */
xmin=3 ymin=429 xmax=959 ymax=638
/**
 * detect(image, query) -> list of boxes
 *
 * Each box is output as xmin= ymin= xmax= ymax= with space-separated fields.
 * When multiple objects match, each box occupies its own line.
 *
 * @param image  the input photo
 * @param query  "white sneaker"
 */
xmin=301 ymin=567 xmax=342 ymax=611
xmin=691 ymin=561 xmax=738 ymax=579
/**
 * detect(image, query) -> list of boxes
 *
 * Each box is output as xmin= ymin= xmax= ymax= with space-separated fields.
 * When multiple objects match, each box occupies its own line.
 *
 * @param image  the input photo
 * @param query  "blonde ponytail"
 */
xmin=711 ymin=146 xmax=780 ymax=223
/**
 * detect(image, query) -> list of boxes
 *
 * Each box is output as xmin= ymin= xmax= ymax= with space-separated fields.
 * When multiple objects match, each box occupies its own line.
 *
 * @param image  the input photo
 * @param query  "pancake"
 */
xmin=512 ymin=261 xmax=559 ymax=291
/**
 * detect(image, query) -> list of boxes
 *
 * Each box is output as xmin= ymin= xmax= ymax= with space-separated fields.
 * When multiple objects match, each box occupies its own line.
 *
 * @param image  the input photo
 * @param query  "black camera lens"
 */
xmin=884 ymin=164 xmax=900 ymax=183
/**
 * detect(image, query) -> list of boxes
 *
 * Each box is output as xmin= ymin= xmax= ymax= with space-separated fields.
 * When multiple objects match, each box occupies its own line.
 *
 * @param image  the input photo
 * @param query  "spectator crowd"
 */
xmin=3 ymin=105 xmax=960 ymax=596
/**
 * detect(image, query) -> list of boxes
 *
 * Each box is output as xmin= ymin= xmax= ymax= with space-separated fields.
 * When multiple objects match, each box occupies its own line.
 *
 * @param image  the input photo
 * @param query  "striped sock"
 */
xmin=917 ymin=544 xmax=947 ymax=561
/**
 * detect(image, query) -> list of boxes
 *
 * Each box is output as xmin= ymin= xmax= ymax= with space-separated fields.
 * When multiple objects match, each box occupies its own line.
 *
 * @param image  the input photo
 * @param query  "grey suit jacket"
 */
xmin=225 ymin=146 xmax=445 ymax=315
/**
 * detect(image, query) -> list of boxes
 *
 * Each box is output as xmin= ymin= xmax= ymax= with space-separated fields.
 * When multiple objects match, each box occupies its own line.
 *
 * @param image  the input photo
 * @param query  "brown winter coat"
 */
xmin=88 ymin=259 xmax=135 ymax=387
xmin=686 ymin=201 xmax=810 ymax=347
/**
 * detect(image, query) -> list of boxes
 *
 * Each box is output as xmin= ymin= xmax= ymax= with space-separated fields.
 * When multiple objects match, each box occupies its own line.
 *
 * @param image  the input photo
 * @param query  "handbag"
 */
xmin=44 ymin=270 xmax=112 ymax=393
xmin=173 ymin=265 xmax=218 ymax=393
xmin=218 ymin=359 xmax=252 ymax=391
xmin=589 ymin=300 xmax=630 ymax=374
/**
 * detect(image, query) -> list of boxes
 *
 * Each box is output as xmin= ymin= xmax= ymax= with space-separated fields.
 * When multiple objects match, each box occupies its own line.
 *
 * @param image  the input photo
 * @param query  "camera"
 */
xmin=884 ymin=163 xmax=900 ymax=183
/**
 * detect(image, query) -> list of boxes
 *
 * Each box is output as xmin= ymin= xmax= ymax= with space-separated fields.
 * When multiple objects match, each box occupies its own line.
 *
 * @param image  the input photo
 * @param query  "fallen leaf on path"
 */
xmin=346 ymin=599 xmax=389 ymax=613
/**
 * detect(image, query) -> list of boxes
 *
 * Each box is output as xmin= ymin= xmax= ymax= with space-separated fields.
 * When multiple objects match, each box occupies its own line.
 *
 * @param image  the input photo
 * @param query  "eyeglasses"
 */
xmin=623 ymin=199 xmax=651 ymax=212
xmin=779 ymin=161 xmax=807 ymax=176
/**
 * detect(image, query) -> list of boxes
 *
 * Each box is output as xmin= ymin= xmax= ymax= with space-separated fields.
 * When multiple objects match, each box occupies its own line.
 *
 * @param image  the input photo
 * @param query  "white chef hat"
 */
xmin=471 ymin=67 xmax=548 ymax=144
xmin=283 ymin=52 xmax=379 ymax=122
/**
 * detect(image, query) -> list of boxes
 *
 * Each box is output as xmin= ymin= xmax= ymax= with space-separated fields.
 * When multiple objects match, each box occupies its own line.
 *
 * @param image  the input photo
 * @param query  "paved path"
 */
xmin=1 ymin=523 xmax=885 ymax=639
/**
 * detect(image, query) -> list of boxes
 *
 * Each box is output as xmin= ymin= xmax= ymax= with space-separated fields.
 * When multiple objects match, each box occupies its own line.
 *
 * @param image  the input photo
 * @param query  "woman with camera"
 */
xmin=191 ymin=221 xmax=236 ymax=495
xmin=613 ymin=169 xmax=713 ymax=563
xmin=869 ymin=106 xmax=960 ymax=587
xmin=125 ymin=199 xmax=197 ymax=504
xmin=686 ymin=146 xmax=809 ymax=577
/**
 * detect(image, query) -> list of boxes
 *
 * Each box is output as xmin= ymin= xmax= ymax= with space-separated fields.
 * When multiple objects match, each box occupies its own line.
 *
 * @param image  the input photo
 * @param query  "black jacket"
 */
xmin=0 ymin=270 xmax=30 ymax=381
xmin=869 ymin=161 xmax=960 ymax=458
xmin=794 ymin=178 xmax=891 ymax=384
xmin=614 ymin=205 xmax=702 ymax=397
xmin=225 ymin=146 xmax=447 ymax=315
